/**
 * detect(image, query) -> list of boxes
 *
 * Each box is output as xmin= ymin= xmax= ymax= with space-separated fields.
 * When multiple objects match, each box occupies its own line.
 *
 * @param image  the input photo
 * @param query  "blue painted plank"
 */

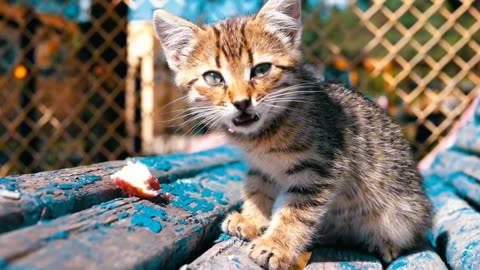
xmin=0 ymin=159 xmax=247 ymax=269
xmin=454 ymin=126 xmax=480 ymax=155
xmin=0 ymin=146 xmax=243 ymax=234
xmin=181 ymin=237 xmax=263 ymax=270
xmin=305 ymin=248 xmax=382 ymax=270
xmin=386 ymin=249 xmax=447 ymax=270
xmin=423 ymin=173 xmax=480 ymax=269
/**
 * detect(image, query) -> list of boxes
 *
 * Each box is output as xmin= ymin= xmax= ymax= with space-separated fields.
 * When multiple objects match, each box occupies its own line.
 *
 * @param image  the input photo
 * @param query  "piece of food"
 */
xmin=111 ymin=161 xmax=160 ymax=199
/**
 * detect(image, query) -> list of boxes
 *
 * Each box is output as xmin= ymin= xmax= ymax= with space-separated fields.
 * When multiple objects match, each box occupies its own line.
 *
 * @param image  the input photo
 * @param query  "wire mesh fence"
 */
xmin=309 ymin=0 xmax=480 ymax=159
xmin=1 ymin=0 xmax=479 ymax=176
xmin=0 ymin=1 xmax=130 ymax=175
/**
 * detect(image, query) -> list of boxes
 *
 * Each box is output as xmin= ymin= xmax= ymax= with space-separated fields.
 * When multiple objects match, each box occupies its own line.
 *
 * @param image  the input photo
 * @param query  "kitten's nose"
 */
xmin=233 ymin=98 xmax=251 ymax=111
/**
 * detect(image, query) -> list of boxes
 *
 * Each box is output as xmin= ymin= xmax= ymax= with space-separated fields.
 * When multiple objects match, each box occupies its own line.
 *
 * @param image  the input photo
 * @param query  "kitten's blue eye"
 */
xmin=203 ymin=71 xmax=224 ymax=85
xmin=251 ymin=63 xmax=272 ymax=79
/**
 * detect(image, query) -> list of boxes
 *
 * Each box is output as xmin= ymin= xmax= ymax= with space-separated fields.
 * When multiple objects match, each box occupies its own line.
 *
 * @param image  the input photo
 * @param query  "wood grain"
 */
xmin=0 ymin=155 xmax=246 ymax=269
xmin=0 ymin=146 xmax=243 ymax=234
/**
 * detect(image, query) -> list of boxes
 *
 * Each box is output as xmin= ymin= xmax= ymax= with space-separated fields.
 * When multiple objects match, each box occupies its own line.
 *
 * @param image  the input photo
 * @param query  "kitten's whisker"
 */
xmin=266 ymin=89 xmax=323 ymax=99
xmin=177 ymin=111 xmax=218 ymax=126
xmin=263 ymin=97 xmax=314 ymax=103
xmin=183 ymin=112 xmax=223 ymax=136
xmin=160 ymin=95 xmax=189 ymax=109
xmin=261 ymin=105 xmax=306 ymax=114
xmin=163 ymin=106 xmax=222 ymax=120
xmin=167 ymin=105 xmax=223 ymax=114
xmin=157 ymin=109 xmax=219 ymax=123
xmin=157 ymin=108 xmax=221 ymax=124
xmin=172 ymin=111 xmax=220 ymax=130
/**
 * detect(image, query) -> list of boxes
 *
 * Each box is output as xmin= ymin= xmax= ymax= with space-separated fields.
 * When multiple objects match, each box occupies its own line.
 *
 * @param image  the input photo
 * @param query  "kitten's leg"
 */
xmin=222 ymin=169 xmax=279 ymax=241
xmin=248 ymin=183 xmax=332 ymax=270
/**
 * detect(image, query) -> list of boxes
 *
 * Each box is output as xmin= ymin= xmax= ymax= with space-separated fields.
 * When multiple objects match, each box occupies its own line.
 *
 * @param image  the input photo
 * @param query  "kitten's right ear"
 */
xmin=153 ymin=9 xmax=200 ymax=71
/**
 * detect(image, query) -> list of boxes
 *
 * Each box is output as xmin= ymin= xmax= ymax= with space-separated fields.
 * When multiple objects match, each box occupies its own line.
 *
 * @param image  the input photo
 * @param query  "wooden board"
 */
xmin=182 ymin=235 xmax=383 ymax=270
xmin=0 ymin=146 xmax=243 ymax=234
xmin=0 ymin=150 xmax=247 ymax=269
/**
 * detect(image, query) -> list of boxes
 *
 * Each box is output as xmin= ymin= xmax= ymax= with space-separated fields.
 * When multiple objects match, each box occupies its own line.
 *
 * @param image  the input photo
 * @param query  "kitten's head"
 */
xmin=153 ymin=0 xmax=303 ymax=136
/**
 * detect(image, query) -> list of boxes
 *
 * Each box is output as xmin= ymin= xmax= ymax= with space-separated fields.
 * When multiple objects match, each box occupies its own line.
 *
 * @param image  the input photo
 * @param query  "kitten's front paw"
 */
xmin=368 ymin=242 xmax=401 ymax=263
xmin=222 ymin=212 xmax=267 ymax=241
xmin=248 ymin=237 xmax=294 ymax=270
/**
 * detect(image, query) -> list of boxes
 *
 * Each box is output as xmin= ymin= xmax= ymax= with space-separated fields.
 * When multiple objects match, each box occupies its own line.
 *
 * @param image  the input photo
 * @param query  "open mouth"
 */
xmin=232 ymin=112 xmax=260 ymax=127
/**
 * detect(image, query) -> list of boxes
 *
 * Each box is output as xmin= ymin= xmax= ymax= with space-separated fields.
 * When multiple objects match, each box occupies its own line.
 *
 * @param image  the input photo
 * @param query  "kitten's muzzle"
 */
xmin=233 ymin=112 xmax=260 ymax=126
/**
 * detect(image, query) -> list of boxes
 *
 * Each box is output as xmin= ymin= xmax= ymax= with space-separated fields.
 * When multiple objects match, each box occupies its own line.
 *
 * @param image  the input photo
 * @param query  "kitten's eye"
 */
xmin=251 ymin=63 xmax=272 ymax=79
xmin=203 ymin=71 xmax=224 ymax=85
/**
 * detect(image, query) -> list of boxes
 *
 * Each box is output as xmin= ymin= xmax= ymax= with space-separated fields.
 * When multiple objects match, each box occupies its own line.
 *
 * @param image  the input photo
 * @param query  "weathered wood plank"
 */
xmin=453 ymin=125 xmax=480 ymax=155
xmin=180 ymin=236 xmax=263 ymax=270
xmin=181 ymin=234 xmax=384 ymax=270
xmin=385 ymin=249 xmax=447 ymax=270
xmin=305 ymin=247 xmax=382 ymax=270
xmin=425 ymin=150 xmax=480 ymax=207
xmin=423 ymin=172 xmax=480 ymax=269
xmin=0 ymin=159 xmax=247 ymax=269
xmin=0 ymin=146 xmax=243 ymax=234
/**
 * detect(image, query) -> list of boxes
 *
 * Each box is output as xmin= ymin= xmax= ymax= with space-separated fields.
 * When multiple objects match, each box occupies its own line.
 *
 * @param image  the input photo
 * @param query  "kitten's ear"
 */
xmin=257 ymin=0 xmax=302 ymax=47
xmin=153 ymin=9 xmax=200 ymax=71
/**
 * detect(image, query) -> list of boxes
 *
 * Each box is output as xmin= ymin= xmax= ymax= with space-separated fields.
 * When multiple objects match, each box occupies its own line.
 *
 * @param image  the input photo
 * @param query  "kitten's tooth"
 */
xmin=228 ymin=127 xmax=235 ymax=133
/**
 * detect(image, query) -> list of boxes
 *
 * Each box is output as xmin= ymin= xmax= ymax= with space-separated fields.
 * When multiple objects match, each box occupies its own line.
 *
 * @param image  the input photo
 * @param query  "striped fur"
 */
xmin=153 ymin=0 xmax=432 ymax=269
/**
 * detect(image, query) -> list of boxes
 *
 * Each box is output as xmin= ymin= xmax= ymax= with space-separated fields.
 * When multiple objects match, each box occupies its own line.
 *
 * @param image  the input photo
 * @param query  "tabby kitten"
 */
xmin=152 ymin=0 xmax=432 ymax=269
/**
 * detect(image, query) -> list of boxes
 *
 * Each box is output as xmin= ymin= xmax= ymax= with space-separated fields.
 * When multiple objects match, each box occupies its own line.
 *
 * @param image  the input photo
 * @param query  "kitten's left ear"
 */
xmin=153 ymin=9 xmax=201 ymax=71
xmin=257 ymin=0 xmax=302 ymax=47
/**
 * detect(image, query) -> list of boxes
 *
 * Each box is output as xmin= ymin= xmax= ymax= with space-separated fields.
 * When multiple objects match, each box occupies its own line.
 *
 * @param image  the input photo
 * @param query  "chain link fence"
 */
xmin=1 ymin=0 xmax=479 ymax=176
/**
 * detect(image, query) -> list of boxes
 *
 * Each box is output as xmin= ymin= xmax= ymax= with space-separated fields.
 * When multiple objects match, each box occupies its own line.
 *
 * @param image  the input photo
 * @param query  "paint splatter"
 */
xmin=130 ymin=204 xmax=169 ymax=233
xmin=118 ymin=213 xmax=129 ymax=220
xmin=0 ymin=177 xmax=18 ymax=191
xmin=46 ymin=231 xmax=70 ymax=241
xmin=214 ymin=233 xmax=232 ymax=243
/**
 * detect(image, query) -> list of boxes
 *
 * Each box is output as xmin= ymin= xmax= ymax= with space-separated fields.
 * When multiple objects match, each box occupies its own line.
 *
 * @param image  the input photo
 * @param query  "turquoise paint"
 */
xmin=133 ymin=204 xmax=169 ymax=221
xmin=118 ymin=213 xmax=129 ymax=220
xmin=337 ymin=262 xmax=357 ymax=270
xmin=214 ymin=233 xmax=232 ymax=243
xmin=48 ymin=175 xmax=101 ymax=191
xmin=131 ymin=214 xmax=162 ymax=233
xmin=388 ymin=260 xmax=409 ymax=269
xmin=97 ymin=199 xmax=124 ymax=210
xmin=201 ymin=188 xmax=212 ymax=197
xmin=461 ymin=241 xmax=480 ymax=267
xmin=171 ymin=194 xmax=216 ymax=214
xmin=0 ymin=259 xmax=6 ymax=268
xmin=0 ymin=177 xmax=17 ymax=191
xmin=156 ymin=160 xmax=246 ymax=214
xmin=57 ymin=183 xmax=75 ymax=190
xmin=130 ymin=204 xmax=170 ymax=233
xmin=175 ymin=227 xmax=184 ymax=232
xmin=46 ymin=231 xmax=69 ymax=241
xmin=414 ymin=252 xmax=434 ymax=260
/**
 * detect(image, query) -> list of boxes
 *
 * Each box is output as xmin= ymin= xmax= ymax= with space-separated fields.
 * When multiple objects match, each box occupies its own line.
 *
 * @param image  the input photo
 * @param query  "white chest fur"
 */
xmin=245 ymin=148 xmax=307 ymax=188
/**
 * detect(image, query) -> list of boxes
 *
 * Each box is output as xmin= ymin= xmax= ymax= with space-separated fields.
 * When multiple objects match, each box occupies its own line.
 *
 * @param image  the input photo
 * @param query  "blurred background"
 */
xmin=1 ymin=0 xmax=479 ymax=176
